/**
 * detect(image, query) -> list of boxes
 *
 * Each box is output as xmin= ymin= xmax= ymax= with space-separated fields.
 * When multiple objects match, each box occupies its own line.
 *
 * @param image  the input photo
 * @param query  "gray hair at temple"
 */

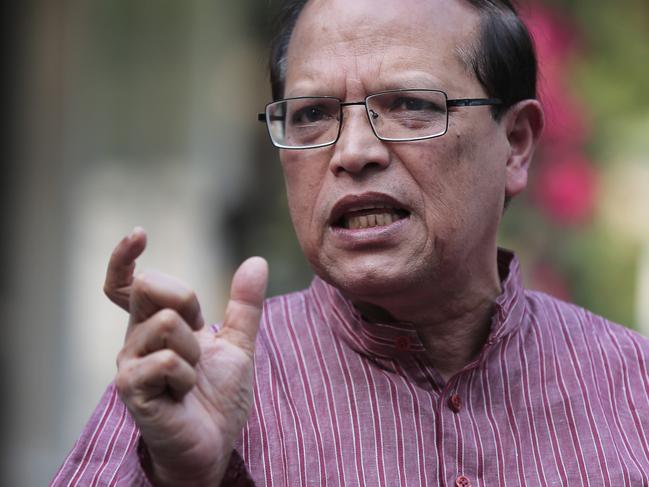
xmin=268 ymin=0 xmax=538 ymax=120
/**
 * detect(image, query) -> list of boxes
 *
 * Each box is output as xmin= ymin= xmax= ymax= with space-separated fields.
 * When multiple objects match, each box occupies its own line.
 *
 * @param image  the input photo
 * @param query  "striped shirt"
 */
xmin=53 ymin=250 xmax=649 ymax=486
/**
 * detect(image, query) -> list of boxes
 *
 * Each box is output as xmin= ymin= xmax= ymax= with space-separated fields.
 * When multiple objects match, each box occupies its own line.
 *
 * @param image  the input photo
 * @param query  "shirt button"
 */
xmin=395 ymin=336 xmax=411 ymax=352
xmin=455 ymin=475 xmax=472 ymax=487
xmin=448 ymin=393 xmax=462 ymax=413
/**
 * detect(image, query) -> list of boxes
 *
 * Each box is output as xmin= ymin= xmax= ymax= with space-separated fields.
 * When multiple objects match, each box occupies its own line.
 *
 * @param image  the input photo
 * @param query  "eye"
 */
xmin=390 ymin=96 xmax=440 ymax=112
xmin=291 ymin=105 xmax=332 ymax=125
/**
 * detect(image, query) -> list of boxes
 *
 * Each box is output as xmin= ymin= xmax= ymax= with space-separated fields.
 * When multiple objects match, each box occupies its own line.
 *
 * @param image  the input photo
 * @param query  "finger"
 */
xmin=121 ymin=309 xmax=201 ymax=366
xmin=129 ymin=271 xmax=204 ymax=331
xmin=220 ymin=257 xmax=269 ymax=352
xmin=116 ymin=350 xmax=197 ymax=405
xmin=104 ymin=227 xmax=147 ymax=311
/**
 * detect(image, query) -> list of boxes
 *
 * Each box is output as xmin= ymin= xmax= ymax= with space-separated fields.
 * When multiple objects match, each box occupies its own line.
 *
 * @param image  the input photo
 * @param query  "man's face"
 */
xmin=280 ymin=0 xmax=516 ymax=307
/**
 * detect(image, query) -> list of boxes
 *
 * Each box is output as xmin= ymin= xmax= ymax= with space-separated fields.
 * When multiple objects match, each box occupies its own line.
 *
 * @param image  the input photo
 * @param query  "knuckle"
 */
xmin=131 ymin=273 xmax=150 ymax=295
xmin=156 ymin=308 xmax=180 ymax=331
xmin=116 ymin=348 xmax=128 ymax=367
xmin=159 ymin=350 xmax=180 ymax=371
xmin=114 ymin=370 xmax=132 ymax=396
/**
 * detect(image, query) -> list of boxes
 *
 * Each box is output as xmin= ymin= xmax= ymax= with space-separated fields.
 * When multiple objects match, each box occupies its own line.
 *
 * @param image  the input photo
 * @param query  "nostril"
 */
xmin=332 ymin=160 xmax=383 ymax=176
xmin=365 ymin=162 xmax=384 ymax=171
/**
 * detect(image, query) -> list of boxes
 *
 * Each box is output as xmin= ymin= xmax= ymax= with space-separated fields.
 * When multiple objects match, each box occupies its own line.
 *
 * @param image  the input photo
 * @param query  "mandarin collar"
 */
xmin=308 ymin=249 xmax=527 ymax=360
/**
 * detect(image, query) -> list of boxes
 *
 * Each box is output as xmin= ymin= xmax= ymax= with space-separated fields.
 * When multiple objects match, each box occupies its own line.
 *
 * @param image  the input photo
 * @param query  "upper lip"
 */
xmin=328 ymin=192 xmax=410 ymax=225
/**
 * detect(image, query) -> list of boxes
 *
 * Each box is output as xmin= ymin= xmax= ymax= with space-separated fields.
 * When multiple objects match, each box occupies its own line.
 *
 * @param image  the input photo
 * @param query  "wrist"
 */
xmin=138 ymin=438 xmax=228 ymax=486
xmin=150 ymin=461 xmax=226 ymax=487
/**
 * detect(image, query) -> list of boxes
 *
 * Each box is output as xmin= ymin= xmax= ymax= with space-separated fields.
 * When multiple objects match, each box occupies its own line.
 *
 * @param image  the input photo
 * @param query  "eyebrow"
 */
xmin=285 ymin=78 xmax=448 ymax=99
xmin=283 ymin=78 xmax=330 ymax=98
xmin=372 ymin=71 xmax=448 ymax=92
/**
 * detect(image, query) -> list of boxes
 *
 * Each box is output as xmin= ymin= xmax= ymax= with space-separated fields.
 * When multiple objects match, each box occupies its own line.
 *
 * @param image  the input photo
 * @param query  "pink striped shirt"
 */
xmin=53 ymin=250 xmax=649 ymax=486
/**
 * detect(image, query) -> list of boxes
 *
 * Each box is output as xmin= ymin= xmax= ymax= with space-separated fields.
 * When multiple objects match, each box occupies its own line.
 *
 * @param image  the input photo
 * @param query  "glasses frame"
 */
xmin=257 ymin=89 xmax=502 ymax=150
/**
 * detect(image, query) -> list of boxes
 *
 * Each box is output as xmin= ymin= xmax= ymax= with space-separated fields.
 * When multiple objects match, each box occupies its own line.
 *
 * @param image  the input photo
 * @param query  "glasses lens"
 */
xmin=266 ymin=97 xmax=340 ymax=148
xmin=366 ymin=90 xmax=448 ymax=141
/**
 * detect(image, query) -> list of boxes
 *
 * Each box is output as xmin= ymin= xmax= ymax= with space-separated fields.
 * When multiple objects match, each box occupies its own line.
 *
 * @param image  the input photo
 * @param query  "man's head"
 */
xmin=269 ymin=0 xmax=538 ymax=119
xmin=267 ymin=0 xmax=544 ymax=318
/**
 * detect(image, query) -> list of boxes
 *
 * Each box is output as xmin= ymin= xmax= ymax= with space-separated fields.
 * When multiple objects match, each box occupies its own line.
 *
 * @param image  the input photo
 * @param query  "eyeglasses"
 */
xmin=258 ymin=89 xmax=501 ymax=150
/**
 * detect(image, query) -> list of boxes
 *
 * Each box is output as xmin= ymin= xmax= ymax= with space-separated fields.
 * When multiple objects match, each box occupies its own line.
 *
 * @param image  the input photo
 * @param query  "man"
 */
xmin=53 ymin=0 xmax=649 ymax=485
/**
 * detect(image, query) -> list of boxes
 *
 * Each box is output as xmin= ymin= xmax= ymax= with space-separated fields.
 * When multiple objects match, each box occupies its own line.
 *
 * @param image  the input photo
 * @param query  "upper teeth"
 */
xmin=345 ymin=211 xmax=400 ymax=229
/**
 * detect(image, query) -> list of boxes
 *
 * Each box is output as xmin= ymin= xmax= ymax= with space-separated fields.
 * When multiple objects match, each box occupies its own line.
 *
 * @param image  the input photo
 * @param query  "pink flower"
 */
xmin=540 ymin=87 xmax=589 ymax=147
xmin=523 ymin=5 xmax=590 ymax=146
xmin=530 ymin=261 xmax=572 ymax=302
xmin=523 ymin=5 xmax=578 ymax=65
xmin=533 ymin=149 xmax=599 ymax=226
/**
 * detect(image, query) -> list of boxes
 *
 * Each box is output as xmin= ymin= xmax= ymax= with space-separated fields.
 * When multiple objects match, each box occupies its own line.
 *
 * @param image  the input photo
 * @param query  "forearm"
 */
xmin=51 ymin=383 xmax=151 ymax=486
xmin=52 ymin=383 xmax=255 ymax=487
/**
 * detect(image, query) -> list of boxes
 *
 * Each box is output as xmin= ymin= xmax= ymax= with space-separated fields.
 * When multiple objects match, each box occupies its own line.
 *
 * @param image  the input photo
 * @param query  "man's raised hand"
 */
xmin=108 ymin=229 xmax=268 ymax=486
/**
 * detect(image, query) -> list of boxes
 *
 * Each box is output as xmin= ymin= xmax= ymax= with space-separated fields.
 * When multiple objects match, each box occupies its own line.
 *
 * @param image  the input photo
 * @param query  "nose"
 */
xmin=329 ymin=106 xmax=391 ymax=176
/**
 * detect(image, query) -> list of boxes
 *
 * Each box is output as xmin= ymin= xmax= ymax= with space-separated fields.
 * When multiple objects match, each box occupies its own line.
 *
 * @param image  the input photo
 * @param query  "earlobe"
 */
xmin=504 ymin=99 xmax=545 ymax=198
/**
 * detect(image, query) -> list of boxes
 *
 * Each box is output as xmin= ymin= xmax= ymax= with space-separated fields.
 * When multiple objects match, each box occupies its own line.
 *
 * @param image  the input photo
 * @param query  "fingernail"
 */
xmin=129 ymin=226 xmax=144 ymax=239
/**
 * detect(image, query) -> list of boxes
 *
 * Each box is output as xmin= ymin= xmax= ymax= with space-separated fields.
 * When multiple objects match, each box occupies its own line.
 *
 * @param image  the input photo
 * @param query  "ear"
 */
xmin=503 ymin=99 xmax=544 ymax=198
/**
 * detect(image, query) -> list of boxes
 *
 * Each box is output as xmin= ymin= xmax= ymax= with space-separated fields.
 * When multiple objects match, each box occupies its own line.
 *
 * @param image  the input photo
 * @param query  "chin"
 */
xmin=312 ymin=253 xmax=427 ymax=302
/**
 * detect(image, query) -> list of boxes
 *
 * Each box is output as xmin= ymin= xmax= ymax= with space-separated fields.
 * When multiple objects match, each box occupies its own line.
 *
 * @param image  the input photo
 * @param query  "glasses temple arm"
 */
xmin=446 ymin=98 xmax=502 ymax=107
xmin=258 ymin=113 xmax=286 ymax=122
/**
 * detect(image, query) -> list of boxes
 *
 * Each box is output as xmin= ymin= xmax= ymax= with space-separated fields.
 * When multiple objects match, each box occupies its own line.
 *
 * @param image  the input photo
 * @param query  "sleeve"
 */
xmin=51 ymin=383 xmax=256 ymax=486
xmin=50 ymin=383 xmax=151 ymax=486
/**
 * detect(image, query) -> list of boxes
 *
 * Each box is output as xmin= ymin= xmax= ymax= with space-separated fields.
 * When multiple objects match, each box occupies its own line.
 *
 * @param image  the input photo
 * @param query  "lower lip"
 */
xmin=328 ymin=216 xmax=410 ymax=248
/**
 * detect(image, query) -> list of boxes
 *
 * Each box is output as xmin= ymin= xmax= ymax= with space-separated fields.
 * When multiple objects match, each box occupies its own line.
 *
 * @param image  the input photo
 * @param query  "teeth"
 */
xmin=345 ymin=212 xmax=400 ymax=229
xmin=358 ymin=215 xmax=368 ymax=228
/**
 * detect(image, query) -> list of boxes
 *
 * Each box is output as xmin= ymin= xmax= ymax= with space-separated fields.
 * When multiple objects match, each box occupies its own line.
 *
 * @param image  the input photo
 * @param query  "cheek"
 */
xmin=447 ymin=127 xmax=506 ymax=194
xmin=396 ymin=136 xmax=473 ymax=212
xmin=281 ymin=153 xmax=329 ymax=243
xmin=403 ymin=131 xmax=502 ymax=231
xmin=442 ymin=129 xmax=508 ymax=236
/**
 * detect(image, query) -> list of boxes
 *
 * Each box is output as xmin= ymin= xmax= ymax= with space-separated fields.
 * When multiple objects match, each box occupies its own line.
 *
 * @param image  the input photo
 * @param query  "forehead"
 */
xmin=285 ymin=0 xmax=482 ymax=96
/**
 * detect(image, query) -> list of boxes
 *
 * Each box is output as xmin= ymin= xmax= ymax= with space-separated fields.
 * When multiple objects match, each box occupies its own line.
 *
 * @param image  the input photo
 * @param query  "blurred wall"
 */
xmin=1 ymin=1 xmax=300 ymax=485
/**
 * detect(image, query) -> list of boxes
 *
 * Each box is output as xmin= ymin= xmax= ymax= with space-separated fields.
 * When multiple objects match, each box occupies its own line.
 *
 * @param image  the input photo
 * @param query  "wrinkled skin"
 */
xmin=106 ymin=229 xmax=268 ymax=485
xmin=281 ymin=0 xmax=542 ymax=328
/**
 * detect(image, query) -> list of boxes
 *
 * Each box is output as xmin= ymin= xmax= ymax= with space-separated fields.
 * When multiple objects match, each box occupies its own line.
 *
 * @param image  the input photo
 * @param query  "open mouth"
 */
xmin=334 ymin=205 xmax=410 ymax=230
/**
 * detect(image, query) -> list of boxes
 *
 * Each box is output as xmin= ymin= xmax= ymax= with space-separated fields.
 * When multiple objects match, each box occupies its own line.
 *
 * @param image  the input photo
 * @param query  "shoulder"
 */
xmin=254 ymin=285 xmax=324 ymax=360
xmin=523 ymin=289 xmax=649 ymax=362
xmin=260 ymin=287 xmax=314 ymax=332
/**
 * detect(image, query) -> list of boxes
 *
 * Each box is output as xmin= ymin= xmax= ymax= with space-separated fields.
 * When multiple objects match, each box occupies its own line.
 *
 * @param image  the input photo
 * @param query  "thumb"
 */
xmin=220 ymin=257 xmax=269 ymax=351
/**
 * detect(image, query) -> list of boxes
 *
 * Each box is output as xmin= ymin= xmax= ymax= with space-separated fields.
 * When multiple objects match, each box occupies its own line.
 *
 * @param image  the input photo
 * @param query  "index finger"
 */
xmin=104 ymin=227 xmax=147 ymax=311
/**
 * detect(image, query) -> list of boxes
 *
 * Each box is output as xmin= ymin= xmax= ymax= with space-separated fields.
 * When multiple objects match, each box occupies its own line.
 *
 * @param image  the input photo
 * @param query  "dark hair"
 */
xmin=268 ymin=0 xmax=537 ymax=120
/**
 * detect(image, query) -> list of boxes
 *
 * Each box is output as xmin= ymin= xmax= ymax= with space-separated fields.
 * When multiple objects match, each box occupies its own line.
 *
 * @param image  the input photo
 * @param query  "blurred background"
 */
xmin=1 ymin=0 xmax=647 ymax=485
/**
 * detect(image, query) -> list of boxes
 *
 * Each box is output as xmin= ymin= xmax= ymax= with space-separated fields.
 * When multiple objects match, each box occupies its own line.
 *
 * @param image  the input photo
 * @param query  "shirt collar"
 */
xmin=308 ymin=248 xmax=527 ymax=360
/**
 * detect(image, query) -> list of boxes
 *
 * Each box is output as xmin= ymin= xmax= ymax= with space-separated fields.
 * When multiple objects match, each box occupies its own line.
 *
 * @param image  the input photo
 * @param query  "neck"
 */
xmin=351 ymin=259 xmax=502 ymax=381
xmin=415 ymin=296 xmax=496 ymax=380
